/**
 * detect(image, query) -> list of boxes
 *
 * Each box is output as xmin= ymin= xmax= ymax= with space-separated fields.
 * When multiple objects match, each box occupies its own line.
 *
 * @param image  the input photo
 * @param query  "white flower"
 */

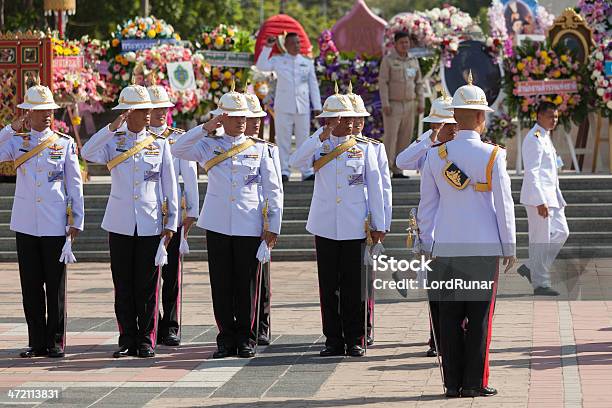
xmin=596 ymin=52 xmax=604 ymax=60
xmin=486 ymin=37 xmax=494 ymax=47
xmin=121 ymin=73 xmax=130 ymax=81
xmin=440 ymin=8 xmax=450 ymax=19
xmin=597 ymin=88 xmax=605 ymax=96
xmin=429 ymin=8 xmax=440 ymax=20
xmin=128 ymin=28 xmax=136 ymax=37
xmin=145 ymin=17 xmax=153 ymax=25
xmin=124 ymin=52 xmax=136 ymax=62
xmin=607 ymin=100 xmax=612 ymax=110
xmin=449 ymin=41 xmax=458 ymax=52
xmin=158 ymin=72 xmax=165 ymax=79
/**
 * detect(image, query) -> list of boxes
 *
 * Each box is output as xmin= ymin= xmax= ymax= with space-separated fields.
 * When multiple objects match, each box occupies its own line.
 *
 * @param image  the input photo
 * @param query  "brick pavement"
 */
xmin=0 ymin=259 xmax=610 ymax=407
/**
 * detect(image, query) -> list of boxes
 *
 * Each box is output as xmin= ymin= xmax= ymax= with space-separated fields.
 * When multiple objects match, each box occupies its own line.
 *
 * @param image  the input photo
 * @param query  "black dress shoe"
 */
xmin=257 ymin=333 xmax=270 ymax=346
xmin=366 ymin=336 xmax=374 ymax=346
xmin=213 ymin=345 xmax=237 ymax=359
xmin=48 ymin=347 xmax=65 ymax=358
xmin=445 ymin=387 xmax=460 ymax=398
xmin=161 ymin=334 xmax=180 ymax=347
xmin=302 ymin=174 xmax=315 ymax=181
xmin=517 ymin=264 xmax=532 ymax=283
xmin=281 ymin=175 xmax=289 ymax=182
xmin=237 ymin=343 xmax=255 ymax=358
xmin=20 ymin=348 xmax=47 ymax=358
xmin=534 ymin=286 xmax=559 ymax=296
xmin=346 ymin=345 xmax=365 ymax=357
xmin=112 ymin=346 xmax=137 ymax=358
xmin=426 ymin=347 xmax=437 ymax=357
xmin=392 ymin=173 xmax=409 ymax=179
xmin=319 ymin=346 xmax=345 ymax=357
xmin=461 ymin=386 xmax=498 ymax=397
xmin=137 ymin=346 xmax=155 ymax=358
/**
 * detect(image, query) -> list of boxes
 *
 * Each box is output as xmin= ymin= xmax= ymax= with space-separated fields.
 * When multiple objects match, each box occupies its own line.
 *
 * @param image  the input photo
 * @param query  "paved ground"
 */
xmin=0 ymin=258 xmax=611 ymax=407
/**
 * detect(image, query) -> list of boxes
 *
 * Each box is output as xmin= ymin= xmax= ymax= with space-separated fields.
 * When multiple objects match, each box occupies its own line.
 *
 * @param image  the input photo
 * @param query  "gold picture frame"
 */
xmin=547 ymin=8 xmax=595 ymax=65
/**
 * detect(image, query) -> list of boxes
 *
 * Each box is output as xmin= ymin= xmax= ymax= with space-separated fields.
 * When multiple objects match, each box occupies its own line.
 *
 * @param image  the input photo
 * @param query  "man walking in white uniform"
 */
xmin=519 ymin=102 xmax=569 ymax=296
xmin=256 ymin=32 xmax=322 ymax=181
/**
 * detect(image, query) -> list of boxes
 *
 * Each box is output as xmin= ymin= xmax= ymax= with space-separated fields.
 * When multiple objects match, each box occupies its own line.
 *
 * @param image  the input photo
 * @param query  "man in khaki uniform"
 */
xmin=379 ymin=31 xmax=424 ymax=178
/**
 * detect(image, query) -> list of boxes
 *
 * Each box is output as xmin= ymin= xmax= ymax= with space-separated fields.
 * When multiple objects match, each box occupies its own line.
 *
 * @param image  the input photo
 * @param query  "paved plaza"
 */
xmin=0 ymin=258 xmax=611 ymax=407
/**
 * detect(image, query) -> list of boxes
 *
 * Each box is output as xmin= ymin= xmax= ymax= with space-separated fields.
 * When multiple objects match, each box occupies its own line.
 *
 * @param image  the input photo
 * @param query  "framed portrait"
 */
xmin=22 ymin=47 xmax=39 ymax=64
xmin=0 ymin=47 xmax=16 ymax=64
xmin=548 ymin=9 xmax=595 ymax=65
xmin=441 ymin=40 xmax=503 ymax=108
xmin=501 ymin=0 xmax=539 ymax=37
xmin=22 ymin=69 xmax=39 ymax=91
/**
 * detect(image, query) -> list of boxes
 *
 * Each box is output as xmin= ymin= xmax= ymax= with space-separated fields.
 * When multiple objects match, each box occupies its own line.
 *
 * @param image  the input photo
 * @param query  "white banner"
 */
xmin=166 ymin=61 xmax=196 ymax=91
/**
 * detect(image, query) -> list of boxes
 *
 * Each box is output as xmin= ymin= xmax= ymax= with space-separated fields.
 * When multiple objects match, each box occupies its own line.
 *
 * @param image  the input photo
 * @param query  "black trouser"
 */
xmin=206 ymin=230 xmax=260 ymax=349
xmin=427 ymin=299 xmax=441 ymax=350
xmin=253 ymin=262 xmax=271 ymax=339
xmin=314 ymin=236 xmax=365 ymax=348
xmin=158 ymin=227 xmax=182 ymax=339
xmin=16 ymin=233 xmax=66 ymax=351
xmin=429 ymin=256 xmax=499 ymax=390
xmin=366 ymin=265 xmax=375 ymax=337
xmin=109 ymin=231 xmax=160 ymax=349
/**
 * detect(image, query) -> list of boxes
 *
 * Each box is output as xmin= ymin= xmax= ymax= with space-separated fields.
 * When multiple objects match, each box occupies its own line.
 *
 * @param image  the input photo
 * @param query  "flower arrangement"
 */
xmin=80 ymin=35 xmax=109 ymax=66
xmin=112 ymin=16 xmax=179 ymax=42
xmin=316 ymin=30 xmax=383 ymax=139
xmin=198 ymin=24 xmax=255 ymax=109
xmin=588 ymin=39 xmax=612 ymax=116
xmin=53 ymin=66 xmax=115 ymax=107
xmin=577 ymin=0 xmax=611 ymax=44
xmin=383 ymin=13 xmax=436 ymax=50
xmin=484 ymin=110 xmax=515 ymax=144
xmin=488 ymin=0 xmax=514 ymax=62
xmin=52 ymin=119 xmax=70 ymax=134
xmin=535 ymin=6 xmax=555 ymax=33
xmin=503 ymin=40 xmax=589 ymax=129
xmin=52 ymin=37 xmax=81 ymax=57
xmin=418 ymin=5 xmax=476 ymax=67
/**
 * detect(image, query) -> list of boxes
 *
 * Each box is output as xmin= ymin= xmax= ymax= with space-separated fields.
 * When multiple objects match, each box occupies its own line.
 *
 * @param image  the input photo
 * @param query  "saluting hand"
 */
xmin=429 ymin=123 xmax=443 ymax=142
xmin=203 ymin=113 xmax=227 ymax=133
xmin=319 ymin=117 xmax=340 ymax=141
xmin=11 ymin=111 xmax=31 ymax=132
xmin=109 ymin=109 xmax=133 ymax=132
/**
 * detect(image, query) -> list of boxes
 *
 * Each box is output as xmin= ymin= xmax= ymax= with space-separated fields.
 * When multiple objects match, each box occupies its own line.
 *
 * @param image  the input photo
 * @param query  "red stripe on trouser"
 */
xmin=176 ymin=255 xmax=182 ymax=334
xmin=250 ymin=263 xmax=262 ymax=330
xmin=62 ymin=266 xmax=67 ymax=350
xmin=482 ymin=259 xmax=500 ymax=388
xmin=149 ymin=266 xmax=162 ymax=347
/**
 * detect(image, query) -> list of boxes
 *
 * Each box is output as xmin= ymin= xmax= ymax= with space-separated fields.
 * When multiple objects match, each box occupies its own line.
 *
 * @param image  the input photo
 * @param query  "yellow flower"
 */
xmin=517 ymin=62 xmax=525 ymax=71
xmin=214 ymin=36 xmax=224 ymax=47
xmin=227 ymin=28 xmax=235 ymax=36
xmin=155 ymin=23 xmax=162 ymax=33
xmin=539 ymin=51 xmax=548 ymax=59
xmin=204 ymin=36 xmax=211 ymax=45
xmin=552 ymin=70 xmax=561 ymax=78
xmin=561 ymin=55 xmax=568 ymax=62
xmin=526 ymin=56 xmax=532 ymax=62
xmin=174 ymin=34 xmax=181 ymax=41
xmin=235 ymin=70 xmax=243 ymax=79
xmin=223 ymin=71 xmax=232 ymax=79
xmin=212 ymin=67 xmax=221 ymax=77
xmin=147 ymin=29 xmax=156 ymax=38
xmin=112 ymin=38 xmax=120 ymax=47
xmin=211 ymin=81 xmax=219 ymax=89
xmin=71 ymin=116 xmax=82 ymax=126
xmin=115 ymin=55 xmax=122 ymax=62
xmin=139 ymin=22 xmax=146 ymax=30
xmin=553 ymin=95 xmax=562 ymax=105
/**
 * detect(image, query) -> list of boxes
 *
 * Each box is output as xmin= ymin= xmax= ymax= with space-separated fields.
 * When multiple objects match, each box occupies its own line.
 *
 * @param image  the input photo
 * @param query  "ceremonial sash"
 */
xmin=313 ymin=137 xmax=358 ymax=172
xmin=14 ymin=133 xmax=59 ymax=170
xmin=474 ymin=146 xmax=499 ymax=192
xmin=107 ymin=135 xmax=157 ymax=171
xmin=438 ymin=144 xmax=500 ymax=192
xmin=203 ymin=138 xmax=255 ymax=173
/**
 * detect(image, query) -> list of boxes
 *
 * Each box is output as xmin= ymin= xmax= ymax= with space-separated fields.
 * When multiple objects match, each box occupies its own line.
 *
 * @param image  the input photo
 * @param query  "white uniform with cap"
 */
xmin=172 ymin=87 xmax=283 ymax=354
xmin=0 ymin=84 xmax=84 ymax=355
xmin=418 ymin=74 xmax=515 ymax=393
xmin=520 ymin=123 xmax=569 ymax=289
xmin=255 ymin=45 xmax=322 ymax=180
xmin=289 ymin=90 xmax=385 ymax=353
xmin=396 ymin=94 xmax=457 ymax=172
xmin=81 ymin=83 xmax=178 ymax=353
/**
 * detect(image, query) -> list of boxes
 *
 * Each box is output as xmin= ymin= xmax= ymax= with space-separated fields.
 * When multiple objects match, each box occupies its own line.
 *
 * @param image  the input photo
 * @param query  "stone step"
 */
xmin=0 ymin=203 xmax=609 ymax=224
xmin=0 ymin=245 xmax=608 ymax=262
xmin=0 ymin=231 xmax=608 ymax=253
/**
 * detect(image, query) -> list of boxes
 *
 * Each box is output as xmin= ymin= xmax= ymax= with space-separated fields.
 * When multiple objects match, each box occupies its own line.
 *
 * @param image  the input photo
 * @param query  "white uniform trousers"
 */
xmin=525 ymin=206 xmax=570 ymax=288
xmin=275 ymin=112 xmax=312 ymax=178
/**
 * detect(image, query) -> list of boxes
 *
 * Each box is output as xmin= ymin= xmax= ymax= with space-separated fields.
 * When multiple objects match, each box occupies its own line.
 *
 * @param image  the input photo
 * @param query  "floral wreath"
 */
xmin=503 ymin=40 xmax=589 ymax=129
xmin=588 ymin=39 xmax=612 ymax=116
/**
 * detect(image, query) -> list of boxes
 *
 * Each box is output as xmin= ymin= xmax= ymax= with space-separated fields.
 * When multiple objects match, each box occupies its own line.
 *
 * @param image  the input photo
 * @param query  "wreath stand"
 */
xmin=591 ymin=115 xmax=612 ymax=173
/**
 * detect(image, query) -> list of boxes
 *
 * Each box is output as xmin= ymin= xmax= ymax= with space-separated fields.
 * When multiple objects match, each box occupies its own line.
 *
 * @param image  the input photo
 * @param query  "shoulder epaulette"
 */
xmin=353 ymin=135 xmax=371 ymax=144
xmin=365 ymin=136 xmax=382 ymax=145
xmin=14 ymin=132 xmax=29 ymax=137
xmin=533 ymin=130 xmax=541 ymax=138
xmin=432 ymin=141 xmax=447 ymax=148
xmin=483 ymin=140 xmax=506 ymax=149
xmin=148 ymin=131 xmax=165 ymax=139
xmin=115 ymin=131 xmax=126 ymax=136
xmin=54 ymin=130 xmax=71 ymax=139
xmin=248 ymin=136 xmax=276 ymax=146
xmin=168 ymin=126 xmax=185 ymax=134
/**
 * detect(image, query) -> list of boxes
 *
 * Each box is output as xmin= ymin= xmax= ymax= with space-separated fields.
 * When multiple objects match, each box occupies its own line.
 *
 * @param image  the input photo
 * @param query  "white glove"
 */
xmin=364 ymin=242 xmax=385 ymax=266
xmin=256 ymin=240 xmax=271 ymax=263
xmin=59 ymin=236 xmax=77 ymax=264
xmin=155 ymin=237 xmax=168 ymax=266
xmin=179 ymin=233 xmax=190 ymax=255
